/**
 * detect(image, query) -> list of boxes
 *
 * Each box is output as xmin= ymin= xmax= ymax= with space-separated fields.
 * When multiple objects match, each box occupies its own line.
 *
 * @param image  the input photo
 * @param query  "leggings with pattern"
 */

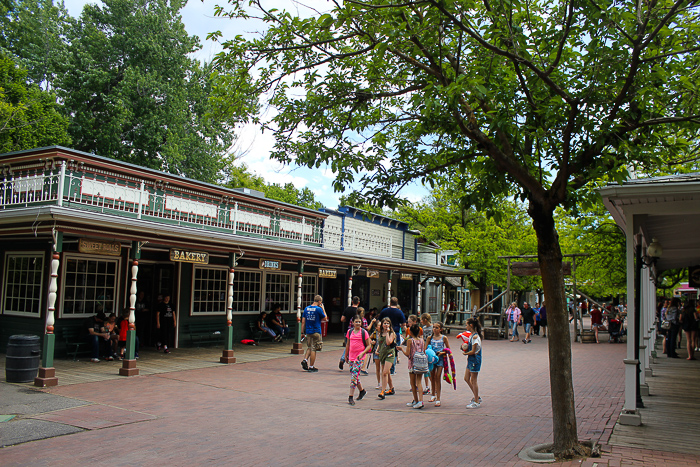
xmin=349 ymin=359 xmax=363 ymax=389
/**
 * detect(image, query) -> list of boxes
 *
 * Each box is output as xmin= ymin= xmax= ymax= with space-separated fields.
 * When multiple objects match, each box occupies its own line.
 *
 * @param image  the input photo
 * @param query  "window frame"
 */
xmin=2 ymin=251 xmax=46 ymax=317
xmin=190 ymin=264 xmax=229 ymax=316
xmin=60 ymin=253 xmax=121 ymax=319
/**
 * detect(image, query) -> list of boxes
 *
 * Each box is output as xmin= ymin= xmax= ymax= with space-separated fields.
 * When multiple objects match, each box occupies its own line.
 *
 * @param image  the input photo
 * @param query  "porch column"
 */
xmin=417 ymin=276 xmax=422 ymax=316
xmin=221 ymin=253 xmax=237 ymax=363
xmin=620 ymin=221 xmax=641 ymax=425
xmin=291 ymin=261 xmax=304 ymax=354
xmin=35 ymin=233 xmax=62 ymax=387
xmin=120 ymin=242 xmax=140 ymax=376
xmin=347 ymin=266 xmax=353 ymax=307
xmin=639 ymin=263 xmax=649 ymax=395
xmin=387 ymin=270 xmax=392 ymax=308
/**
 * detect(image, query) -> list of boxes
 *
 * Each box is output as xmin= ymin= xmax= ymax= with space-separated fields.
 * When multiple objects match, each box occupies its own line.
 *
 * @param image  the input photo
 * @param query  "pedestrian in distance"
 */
xmin=506 ymin=302 xmax=521 ymax=342
xmin=345 ymin=315 xmax=372 ymax=405
xmin=462 ymin=318 xmax=483 ymax=409
xmin=397 ymin=323 xmax=427 ymax=409
xmin=377 ymin=318 xmax=396 ymax=399
xmin=589 ymin=304 xmax=605 ymax=344
xmin=520 ymin=302 xmax=535 ymax=344
xmin=301 ymin=295 xmax=327 ymax=372
xmin=428 ymin=321 xmax=449 ymax=407
xmin=539 ymin=301 xmax=548 ymax=338
xmin=156 ymin=295 xmax=176 ymax=354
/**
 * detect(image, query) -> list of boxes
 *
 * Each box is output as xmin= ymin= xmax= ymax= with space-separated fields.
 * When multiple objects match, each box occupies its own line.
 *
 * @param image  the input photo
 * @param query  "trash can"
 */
xmin=5 ymin=335 xmax=41 ymax=383
xmin=321 ymin=321 xmax=328 ymax=337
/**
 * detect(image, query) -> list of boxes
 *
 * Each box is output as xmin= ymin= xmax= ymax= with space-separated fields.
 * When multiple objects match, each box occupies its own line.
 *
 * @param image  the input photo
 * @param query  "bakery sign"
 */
xmin=400 ymin=273 xmax=413 ymax=280
xmin=319 ymin=268 xmax=337 ymax=279
xmin=259 ymin=259 xmax=281 ymax=270
xmin=79 ymin=238 xmax=121 ymax=256
xmin=170 ymin=248 xmax=209 ymax=264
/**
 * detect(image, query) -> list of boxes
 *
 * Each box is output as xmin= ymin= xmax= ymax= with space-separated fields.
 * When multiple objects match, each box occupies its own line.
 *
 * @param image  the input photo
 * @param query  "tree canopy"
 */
xmin=213 ymin=0 xmax=699 ymax=456
xmin=0 ymin=52 xmax=70 ymax=152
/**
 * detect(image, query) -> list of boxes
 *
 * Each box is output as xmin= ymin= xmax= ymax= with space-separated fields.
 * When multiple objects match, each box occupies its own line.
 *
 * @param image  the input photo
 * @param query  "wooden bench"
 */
xmin=249 ymin=322 xmax=274 ymax=344
xmin=185 ymin=323 xmax=225 ymax=347
xmin=59 ymin=325 xmax=91 ymax=361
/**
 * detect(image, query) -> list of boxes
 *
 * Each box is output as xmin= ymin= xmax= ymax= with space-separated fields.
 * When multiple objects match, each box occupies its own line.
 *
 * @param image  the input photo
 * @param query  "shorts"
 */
xmin=306 ymin=333 xmax=322 ymax=351
xmin=524 ymin=323 xmax=532 ymax=333
xmin=592 ymin=323 xmax=603 ymax=328
xmin=467 ymin=358 xmax=481 ymax=373
xmin=539 ymin=318 xmax=547 ymax=326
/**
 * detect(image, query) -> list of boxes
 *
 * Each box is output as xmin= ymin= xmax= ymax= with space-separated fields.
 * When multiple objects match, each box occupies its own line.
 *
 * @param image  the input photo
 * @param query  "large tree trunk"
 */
xmin=530 ymin=200 xmax=579 ymax=458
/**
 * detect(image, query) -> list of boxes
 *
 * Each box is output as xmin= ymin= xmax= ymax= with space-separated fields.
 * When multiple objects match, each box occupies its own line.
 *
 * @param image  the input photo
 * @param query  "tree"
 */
xmin=0 ymin=52 xmax=70 ymax=152
xmin=58 ymin=0 xmax=246 ymax=183
xmin=0 ymin=0 xmax=72 ymax=91
xmin=213 ymin=0 xmax=700 ymax=456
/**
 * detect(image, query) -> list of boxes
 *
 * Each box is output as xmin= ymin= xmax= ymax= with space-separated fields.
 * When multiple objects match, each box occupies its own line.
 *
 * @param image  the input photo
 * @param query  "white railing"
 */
xmin=1 ymin=164 xmax=394 ymax=254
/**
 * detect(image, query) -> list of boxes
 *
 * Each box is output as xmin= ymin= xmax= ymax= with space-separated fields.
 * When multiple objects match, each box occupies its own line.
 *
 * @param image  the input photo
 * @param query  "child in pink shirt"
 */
xmin=344 ymin=315 xmax=371 ymax=405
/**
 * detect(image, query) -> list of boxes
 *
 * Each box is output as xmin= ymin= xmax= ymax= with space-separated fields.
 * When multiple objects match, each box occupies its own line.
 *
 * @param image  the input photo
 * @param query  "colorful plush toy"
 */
xmin=442 ymin=348 xmax=457 ymax=389
xmin=425 ymin=347 xmax=439 ymax=372
xmin=456 ymin=331 xmax=472 ymax=344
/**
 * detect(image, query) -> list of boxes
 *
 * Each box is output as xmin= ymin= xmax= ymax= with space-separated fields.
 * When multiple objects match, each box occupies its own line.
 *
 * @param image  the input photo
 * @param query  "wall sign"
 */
xmin=366 ymin=269 xmax=380 ymax=278
xmin=259 ymin=258 xmax=281 ymax=270
xmin=319 ymin=269 xmax=337 ymax=279
xmin=79 ymin=238 xmax=121 ymax=256
xmin=170 ymin=248 xmax=209 ymax=264
xmin=400 ymin=273 xmax=413 ymax=280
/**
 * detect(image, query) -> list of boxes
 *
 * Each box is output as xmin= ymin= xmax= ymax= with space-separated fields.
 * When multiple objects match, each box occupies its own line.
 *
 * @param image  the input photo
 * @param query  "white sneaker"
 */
xmin=413 ymin=401 xmax=424 ymax=409
xmin=407 ymin=400 xmax=417 ymax=406
xmin=375 ymin=385 xmax=381 ymax=389
xmin=470 ymin=397 xmax=483 ymax=403
xmin=466 ymin=401 xmax=481 ymax=409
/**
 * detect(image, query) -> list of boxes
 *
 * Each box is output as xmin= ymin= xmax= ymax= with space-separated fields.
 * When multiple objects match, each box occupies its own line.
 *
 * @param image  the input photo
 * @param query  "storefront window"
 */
xmin=264 ymin=272 xmax=292 ymax=311
xmin=301 ymin=274 xmax=317 ymax=310
xmin=192 ymin=266 xmax=227 ymax=314
xmin=62 ymin=256 xmax=119 ymax=317
xmin=232 ymin=269 xmax=262 ymax=313
xmin=3 ymin=253 xmax=44 ymax=316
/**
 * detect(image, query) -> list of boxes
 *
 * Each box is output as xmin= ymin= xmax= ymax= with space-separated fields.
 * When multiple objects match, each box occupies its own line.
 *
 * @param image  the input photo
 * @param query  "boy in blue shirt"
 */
xmin=301 ymin=295 xmax=327 ymax=372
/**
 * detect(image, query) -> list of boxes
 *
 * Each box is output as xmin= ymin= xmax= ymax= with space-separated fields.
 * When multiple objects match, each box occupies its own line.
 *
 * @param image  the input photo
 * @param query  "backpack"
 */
xmin=347 ymin=328 xmax=370 ymax=349
xmin=411 ymin=339 xmax=429 ymax=374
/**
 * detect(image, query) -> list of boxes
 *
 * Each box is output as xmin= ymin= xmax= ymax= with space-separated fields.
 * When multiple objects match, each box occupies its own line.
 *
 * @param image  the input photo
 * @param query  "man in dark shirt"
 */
xmin=539 ymin=301 xmax=548 ymax=338
xmin=339 ymin=296 xmax=360 ymax=370
xmin=83 ymin=312 xmax=109 ymax=362
xmin=520 ymin=302 xmax=535 ymax=344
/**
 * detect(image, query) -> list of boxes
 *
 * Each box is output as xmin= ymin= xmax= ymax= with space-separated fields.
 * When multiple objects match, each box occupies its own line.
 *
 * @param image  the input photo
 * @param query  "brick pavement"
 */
xmin=0 ymin=331 xmax=697 ymax=466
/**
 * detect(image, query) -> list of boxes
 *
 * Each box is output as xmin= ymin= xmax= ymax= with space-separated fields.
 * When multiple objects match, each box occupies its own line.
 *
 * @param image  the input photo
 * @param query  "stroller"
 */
xmin=608 ymin=319 xmax=625 ymax=343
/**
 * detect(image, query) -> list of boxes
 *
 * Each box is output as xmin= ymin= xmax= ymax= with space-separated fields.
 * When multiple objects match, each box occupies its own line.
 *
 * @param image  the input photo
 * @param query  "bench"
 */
xmin=185 ymin=323 xmax=225 ymax=347
xmin=59 ymin=325 xmax=91 ymax=361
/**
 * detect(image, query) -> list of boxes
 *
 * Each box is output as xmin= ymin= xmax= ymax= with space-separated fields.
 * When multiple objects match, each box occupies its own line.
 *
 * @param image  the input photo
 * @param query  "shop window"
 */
xmin=232 ymin=269 xmax=262 ymax=313
xmin=3 ymin=253 xmax=44 ymax=316
xmin=264 ymin=272 xmax=292 ymax=312
xmin=62 ymin=255 xmax=119 ymax=317
xmin=192 ymin=266 xmax=227 ymax=314
xmin=301 ymin=274 xmax=317 ymax=309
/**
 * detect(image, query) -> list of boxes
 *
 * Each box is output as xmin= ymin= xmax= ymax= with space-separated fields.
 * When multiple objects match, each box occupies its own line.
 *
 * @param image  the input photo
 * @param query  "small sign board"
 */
xmin=366 ymin=269 xmax=380 ymax=278
xmin=511 ymin=261 xmax=572 ymax=277
xmin=400 ymin=273 xmax=413 ymax=280
xmin=170 ymin=248 xmax=209 ymax=264
xmin=259 ymin=258 xmax=281 ymax=270
xmin=318 ymin=268 xmax=337 ymax=279
xmin=79 ymin=238 xmax=121 ymax=256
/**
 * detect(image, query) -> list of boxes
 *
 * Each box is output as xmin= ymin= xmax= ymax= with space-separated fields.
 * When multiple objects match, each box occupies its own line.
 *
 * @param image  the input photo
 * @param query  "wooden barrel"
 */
xmin=484 ymin=327 xmax=501 ymax=340
xmin=5 ymin=335 xmax=41 ymax=383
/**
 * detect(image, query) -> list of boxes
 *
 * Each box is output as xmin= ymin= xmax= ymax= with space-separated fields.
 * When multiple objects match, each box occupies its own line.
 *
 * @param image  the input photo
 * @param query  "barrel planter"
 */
xmin=5 ymin=335 xmax=41 ymax=383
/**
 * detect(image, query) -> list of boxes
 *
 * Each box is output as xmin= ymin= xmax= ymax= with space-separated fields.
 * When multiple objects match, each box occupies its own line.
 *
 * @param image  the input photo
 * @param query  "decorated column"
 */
xmin=347 ymin=266 xmax=354 ymax=307
xmin=120 ymin=241 xmax=140 ymax=376
xmin=387 ymin=270 xmax=393 ymax=308
xmin=292 ymin=261 xmax=304 ymax=354
xmin=35 ymin=233 xmax=62 ymax=387
xmin=417 ymin=276 xmax=423 ymax=316
xmin=220 ymin=253 xmax=237 ymax=363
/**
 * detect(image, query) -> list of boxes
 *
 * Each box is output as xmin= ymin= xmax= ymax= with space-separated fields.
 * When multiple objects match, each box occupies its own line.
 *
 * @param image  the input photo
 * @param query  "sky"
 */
xmin=61 ymin=0 xmax=430 ymax=209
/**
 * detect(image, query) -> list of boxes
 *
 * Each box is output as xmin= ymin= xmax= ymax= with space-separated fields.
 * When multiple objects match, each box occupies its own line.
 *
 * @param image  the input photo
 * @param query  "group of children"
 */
xmin=101 ymin=311 xmax=139 ymax=360
xmin=343 ymin=312 xmax=484 ymax=409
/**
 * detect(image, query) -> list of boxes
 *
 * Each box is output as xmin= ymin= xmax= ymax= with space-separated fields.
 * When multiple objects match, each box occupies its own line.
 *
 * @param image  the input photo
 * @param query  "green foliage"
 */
xmin=0 ymin=0 xmax=72 ymax=91
xmin=57 ymin=0 xmax=242 ymax=183
xmin=0 ymin=52 xmax=70 ymax=152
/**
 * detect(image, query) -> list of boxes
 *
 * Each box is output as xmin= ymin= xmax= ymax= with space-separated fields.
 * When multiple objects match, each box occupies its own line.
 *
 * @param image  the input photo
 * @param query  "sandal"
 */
xmin=435 ymin=400 xmax=441 ymax=407
xmin=429 ymin=396 xmax=437 ymax=402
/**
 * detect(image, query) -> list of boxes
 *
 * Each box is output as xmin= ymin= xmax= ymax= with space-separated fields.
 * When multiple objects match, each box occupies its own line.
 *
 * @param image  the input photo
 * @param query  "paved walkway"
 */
xmin=1 ymin=328 xmax=698 ymax=466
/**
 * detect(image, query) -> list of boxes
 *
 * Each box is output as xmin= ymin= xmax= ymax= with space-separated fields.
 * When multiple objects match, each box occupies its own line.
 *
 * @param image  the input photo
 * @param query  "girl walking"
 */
xmin=397 ymin=323 xmax=426 ymax=409
xmin=420 ymin=313 xmax=433 ymax=395
xmin=377 ymin=318 xmax=396 ymax=399
xmin=345 ymin=316 xmax=372 ymax=405
xmin=428 ymin=321 xmax=449 ymax=407
xmin=462 ymin=318 xmax=483 ymax=409
xmin=367 ymin=318 xmax=382 ymax=387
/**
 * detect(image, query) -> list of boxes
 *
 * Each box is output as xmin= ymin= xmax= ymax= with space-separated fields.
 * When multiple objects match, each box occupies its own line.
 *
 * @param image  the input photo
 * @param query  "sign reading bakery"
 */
xmin=259 ymin=259 xmax=281 ymax=270
xmin=79 ymin=238 xmax=121 ymax=256
xmin=170 ymin=248 xmax=209 ymax=264
xmin=318 ymin=269 xmax=337 ymax=279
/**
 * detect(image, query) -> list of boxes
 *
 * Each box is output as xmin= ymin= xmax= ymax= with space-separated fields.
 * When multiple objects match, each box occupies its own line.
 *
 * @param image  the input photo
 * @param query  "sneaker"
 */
xmin=413 ymin=402 xmax=424 ymax=409
xmin=466 ymin=401 xmax=481 ymax=409
xmin=309 ymin=367 xmax=319 ymax=372
xmin=106 ymin=356 xmax=114 ymax=361
xmin=348 ymin=397 xmax=355 ymax=406
xmin=542 ymin=334 xmax=547 ymax=338
xmin=360 ymin=370 xmax=369 ymax=376
xmin=301 ymin=360 xmax=309 ymax=371
xmin=378 ymin=392 xmax=385 ymax=400
xmin=357 ymin=389 xmax=367 ymax=401
xmin=375 ymin=385 xmax=381 ymax=390
xmin=385 ymin=388 xmax=395 ymax=396
xmin=423 ymin=388 xmax=431 ymax=395
xmin=407 ymin=400 xmax=418 ymax=406
xmin=164 ymin=348 xmax=170 ymax=353
xmin=527 ymin=339 xmax=532 ymax=343
xmin=522 ymin=339 xmax=527 ymax=344
xmin=90 ymin=358 xmax=100 ymax=363
xmin=470 ymin=397 xmax=483 ymax=403
xmin=339 ymin=360 xmax=345 ymax=371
